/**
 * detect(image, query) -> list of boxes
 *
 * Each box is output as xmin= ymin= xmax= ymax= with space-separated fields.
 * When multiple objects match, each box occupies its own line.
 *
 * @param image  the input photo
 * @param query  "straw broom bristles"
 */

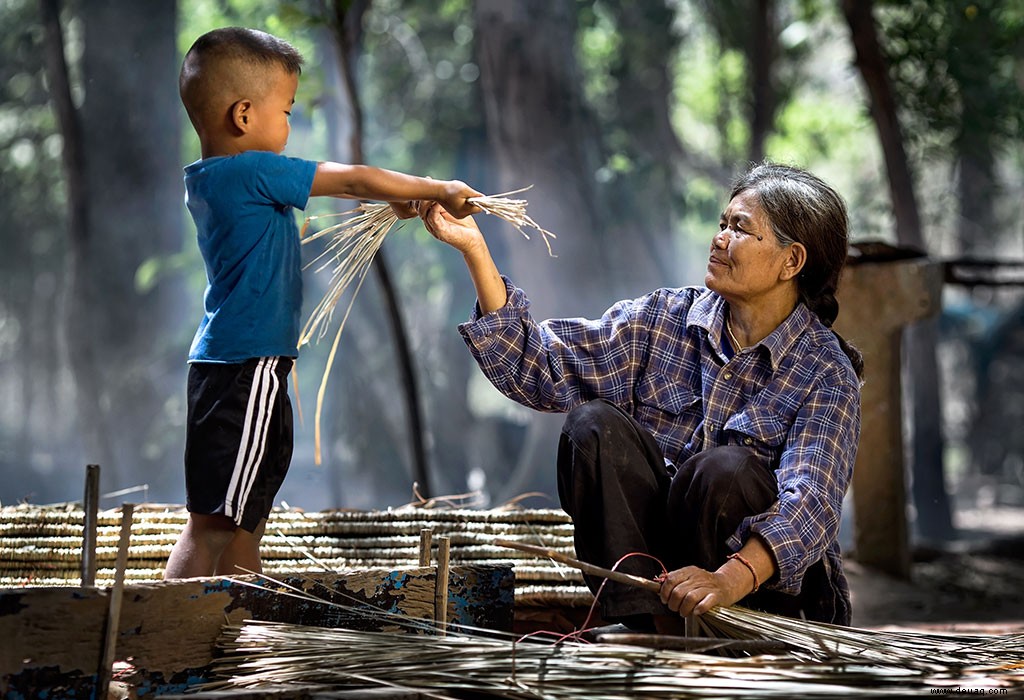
xmin=468 ymin=186 xmax=558 ymax=258
xmin=206 ymin=617 xmax=1024 ymax=697
xmin=299 ymin=190 xmax=557 ymax=464
xmin=198 ymin=565 xmax=1024 ymax=698
xmin=299 ymin=202 xmax=399 ymax=464
xmin=300 ymin=187 xmax=556 ymax=345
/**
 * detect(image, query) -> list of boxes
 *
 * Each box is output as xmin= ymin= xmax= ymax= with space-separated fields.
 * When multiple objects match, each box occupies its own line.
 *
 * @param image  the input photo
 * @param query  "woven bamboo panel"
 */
xmin=0 ymin=504 xmax=588 ymax=606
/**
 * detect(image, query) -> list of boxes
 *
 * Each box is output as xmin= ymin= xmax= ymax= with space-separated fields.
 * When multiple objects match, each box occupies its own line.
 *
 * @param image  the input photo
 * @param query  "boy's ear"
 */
xmin=780 ymin=242 xmax=807 ymax=282
xmin=230 ymin=99 xmax=253 ymax=133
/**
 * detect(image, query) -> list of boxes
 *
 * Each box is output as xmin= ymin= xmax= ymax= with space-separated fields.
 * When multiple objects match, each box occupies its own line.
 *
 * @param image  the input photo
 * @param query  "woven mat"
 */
xmin=0 ymin=504 xmax=590 ymax=605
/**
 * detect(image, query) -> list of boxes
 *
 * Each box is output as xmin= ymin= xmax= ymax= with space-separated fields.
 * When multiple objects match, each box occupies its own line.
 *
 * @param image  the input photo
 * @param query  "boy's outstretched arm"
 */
xmin=310 ymin=162 xmax=481 ymax=218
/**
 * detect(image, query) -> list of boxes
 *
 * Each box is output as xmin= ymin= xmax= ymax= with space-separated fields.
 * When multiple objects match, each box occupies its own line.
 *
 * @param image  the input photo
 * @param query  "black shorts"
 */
xmin=184 ymin=357 xmax=294 ymax=532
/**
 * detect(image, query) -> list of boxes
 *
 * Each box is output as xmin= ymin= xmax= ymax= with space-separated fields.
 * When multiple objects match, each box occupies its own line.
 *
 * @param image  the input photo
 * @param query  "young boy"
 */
xmin=164 ymin=27 xmax=481 ymax=579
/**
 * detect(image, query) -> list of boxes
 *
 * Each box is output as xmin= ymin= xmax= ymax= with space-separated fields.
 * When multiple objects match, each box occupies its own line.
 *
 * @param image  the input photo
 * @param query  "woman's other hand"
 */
xmin=658 ymin=566 xmax=742 ymax=617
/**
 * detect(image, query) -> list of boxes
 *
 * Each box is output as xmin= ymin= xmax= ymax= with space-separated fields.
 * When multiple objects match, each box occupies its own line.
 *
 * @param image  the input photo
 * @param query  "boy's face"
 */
xmin=246 ymin=67 xmax=298 ymax=154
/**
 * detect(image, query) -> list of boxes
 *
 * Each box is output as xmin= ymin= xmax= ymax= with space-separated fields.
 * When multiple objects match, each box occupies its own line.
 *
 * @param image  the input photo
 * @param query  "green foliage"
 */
xmin=676 ymin=43 xmax=750 ymax=160
xmin=0 ymin=0 xmax=68 ymax=361
xmin=877 ymin=0 xmax=1023 ymax=156
xmin=359 ymin=0 xmax=480 ymax=178
xmin=576 ymin=1 xmax=623 ymax=119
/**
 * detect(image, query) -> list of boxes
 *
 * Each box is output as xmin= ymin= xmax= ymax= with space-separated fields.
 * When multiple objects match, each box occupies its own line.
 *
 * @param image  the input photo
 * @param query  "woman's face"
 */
xmin=705 ymin=189 xmax=798 ymax=304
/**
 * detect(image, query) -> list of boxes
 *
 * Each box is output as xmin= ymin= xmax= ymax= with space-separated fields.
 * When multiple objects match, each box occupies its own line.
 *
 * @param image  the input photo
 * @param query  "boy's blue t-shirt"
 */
xmin=184 ymin=151 xmax=318 ymax=363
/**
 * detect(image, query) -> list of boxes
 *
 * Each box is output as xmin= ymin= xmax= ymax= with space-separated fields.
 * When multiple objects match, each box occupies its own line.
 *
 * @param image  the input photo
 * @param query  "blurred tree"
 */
xmin=353 ymin=0 xmax=512 ymax=503
xmin=39 ymin=0 xmax=183 ymax=495
xmin=878 ymin=0 xmax=1023 ymax=253
xmin=841 ymin=0 xmax=952 ymax=541
xmin=0 ymin=0 xmax=70 ymax=502
xmin=298 ymin=0 xmax=486 ymax=506
xmin=696 ymin=0 xmax=809 ymax=166
xmin=323 ymin=0 xmax=432 ymax=498
xmin=877 ymin=1 xmax=1024 ymax=506
xmin=698 ymin=0 xmax=779 ymax=163
xmin=472 ymin=0 xmax=614 ymax=500
xmin=841 ymin=0 xmax=923 ymax=249
xmin=580 ymin=0 xmax=685 ymax=286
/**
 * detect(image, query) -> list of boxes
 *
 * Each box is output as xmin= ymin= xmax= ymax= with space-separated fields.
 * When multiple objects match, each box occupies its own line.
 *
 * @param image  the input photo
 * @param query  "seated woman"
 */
xmin=420 ymin=162 xmax=863 ymax=627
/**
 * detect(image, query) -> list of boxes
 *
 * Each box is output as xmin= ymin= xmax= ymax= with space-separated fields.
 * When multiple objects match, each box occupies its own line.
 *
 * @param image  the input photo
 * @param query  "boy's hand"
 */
xmin=437 ymin=180 xmax=484 ymax=219
xmin=389 ymin=201 xmax=419 ymax=220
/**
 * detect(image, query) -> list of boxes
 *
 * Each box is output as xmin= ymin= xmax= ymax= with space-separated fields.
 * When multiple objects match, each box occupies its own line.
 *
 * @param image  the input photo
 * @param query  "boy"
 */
xmin=164 ymin=27 xmax=481 ymax=579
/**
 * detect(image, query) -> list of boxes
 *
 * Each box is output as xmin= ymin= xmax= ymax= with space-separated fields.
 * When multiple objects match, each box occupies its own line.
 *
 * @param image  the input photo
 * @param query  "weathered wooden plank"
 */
xmin=1 ymin=564 xmax=513 ymax=698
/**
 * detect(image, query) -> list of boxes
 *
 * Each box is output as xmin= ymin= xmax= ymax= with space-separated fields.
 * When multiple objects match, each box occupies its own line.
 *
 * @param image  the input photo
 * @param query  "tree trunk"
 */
xmin=840 ymin=0 xmax=922 ymax=250
xmin=841 ymin=0 xmax=953 ymax=542
xmin=473 ymin=0 xmax=608 ymax=313
xmin=39 ymin=0 xmax=115 ymax=479
xmin=78 ymin=0 xmax=182 ymax=495
xmin=956 ymin=149 xmax=996 ymax=255
xmin=604 ymin=1 xmax=686 ymax=288
xmin=473 ymin=0 xmax=614 ymax=500
xmin=325 ymin=0 xmax=432 ymax=498
xmin=748 ymin=0 xmax=776 ymax=164
xmin=37 ymin=0 xmax=184 ymax=495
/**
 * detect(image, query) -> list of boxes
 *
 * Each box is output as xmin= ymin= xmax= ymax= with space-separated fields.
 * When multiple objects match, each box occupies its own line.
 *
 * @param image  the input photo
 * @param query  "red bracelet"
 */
xmin=727 ymin=552 xmax=760 ymax=593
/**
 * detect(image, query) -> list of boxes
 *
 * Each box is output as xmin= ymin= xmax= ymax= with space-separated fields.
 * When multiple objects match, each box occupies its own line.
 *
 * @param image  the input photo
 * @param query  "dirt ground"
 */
xmin=848 ymin=505 xmax=1024 ymax=632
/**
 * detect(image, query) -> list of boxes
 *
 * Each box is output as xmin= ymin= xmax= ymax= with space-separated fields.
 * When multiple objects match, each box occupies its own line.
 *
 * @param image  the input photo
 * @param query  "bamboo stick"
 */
xmin=434 ymin=536 xmax=451 ymax=636
xmin=97 ymin=503 xmax=133 ymax=698
xmin=494 ymin=538 xmax=660 ymax=593
xmin=419 ymin=528 xmax=433 ymax=567
xmin=81 ymin=464 xmax=100 ymax=587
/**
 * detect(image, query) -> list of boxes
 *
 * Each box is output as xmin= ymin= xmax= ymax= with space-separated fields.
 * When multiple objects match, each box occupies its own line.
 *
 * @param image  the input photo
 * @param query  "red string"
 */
xmin=515 ymin=551 xmax=669 ymax=646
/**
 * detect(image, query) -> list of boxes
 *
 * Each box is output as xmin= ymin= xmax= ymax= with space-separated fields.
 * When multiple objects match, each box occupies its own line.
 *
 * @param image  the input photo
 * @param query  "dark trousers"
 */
xmin=556 ymin=399 xmax=805 ymax=623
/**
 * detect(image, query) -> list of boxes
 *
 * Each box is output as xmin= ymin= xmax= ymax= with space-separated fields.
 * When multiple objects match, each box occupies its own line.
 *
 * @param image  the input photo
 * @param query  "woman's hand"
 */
xmin=419 ymin=201 xmax=486 ymax=256
xmin=660 ymin=540 xmax=775 ymax=618
xmin=658 ymin=566 xmax=744 ymax=617
xmin=419 ymin=201 xmax=507 ymax=314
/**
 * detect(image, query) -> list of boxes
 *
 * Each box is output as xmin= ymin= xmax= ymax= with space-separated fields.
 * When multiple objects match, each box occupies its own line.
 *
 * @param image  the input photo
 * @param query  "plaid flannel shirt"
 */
xmin=459 ymin=276 xmax=861 ymax=624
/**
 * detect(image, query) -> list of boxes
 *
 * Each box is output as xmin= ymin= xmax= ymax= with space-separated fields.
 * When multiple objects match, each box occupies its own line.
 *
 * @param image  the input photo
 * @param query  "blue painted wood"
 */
xmin=1 ymin=565 xmax=513 ymax=698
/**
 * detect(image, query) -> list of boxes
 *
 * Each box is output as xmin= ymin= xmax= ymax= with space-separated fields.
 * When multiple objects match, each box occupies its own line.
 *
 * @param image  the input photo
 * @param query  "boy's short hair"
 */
xmin=179 ymin=27 xmax=304 ymax=133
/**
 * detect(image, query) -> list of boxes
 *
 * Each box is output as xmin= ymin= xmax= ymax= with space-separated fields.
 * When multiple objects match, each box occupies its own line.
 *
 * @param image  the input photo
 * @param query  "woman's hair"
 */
xmin=730 ymin=161 xmax=864 ymax=379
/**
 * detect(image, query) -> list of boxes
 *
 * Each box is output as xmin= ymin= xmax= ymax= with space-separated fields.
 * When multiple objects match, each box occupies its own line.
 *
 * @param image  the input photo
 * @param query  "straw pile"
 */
xmin=0 ymin=503 xmax=589 ymax=605
xmin=201 ymin=602 xmax=1024 ymax=698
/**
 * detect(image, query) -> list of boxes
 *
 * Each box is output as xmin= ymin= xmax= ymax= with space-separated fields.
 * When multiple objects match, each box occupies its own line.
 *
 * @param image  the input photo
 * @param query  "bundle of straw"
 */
xmin=206 ymin=616 xmax=1024 ymax=698
xmin=299 ymin=189 xmax=557 ymax=463
xmin=200 ymin=566 xmax=1024 ymax=698
xmin=299 ymin=202 xmax=400 ymax=463
xmin=299 ymin=202 xmax=399 ymax=348
xmin=468 ymin=186 xmax=557 ymax=257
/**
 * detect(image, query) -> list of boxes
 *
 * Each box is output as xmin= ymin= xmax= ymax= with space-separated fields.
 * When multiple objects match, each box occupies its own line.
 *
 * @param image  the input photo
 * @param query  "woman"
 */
xmin=421 ymin=162 xmax=863 ymax=627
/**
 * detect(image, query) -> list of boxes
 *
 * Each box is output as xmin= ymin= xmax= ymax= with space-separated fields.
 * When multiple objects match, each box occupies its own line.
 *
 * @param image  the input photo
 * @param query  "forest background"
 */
xmin=1 ymin=0 xmax=1022 ymax=553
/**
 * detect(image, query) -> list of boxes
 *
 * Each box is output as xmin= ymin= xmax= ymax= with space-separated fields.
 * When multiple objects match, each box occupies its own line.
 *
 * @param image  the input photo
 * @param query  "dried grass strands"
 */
xmin=703 ymin=605 xmax=1024 ymax=669
xmin=469 ymin=186 xmax=557 ymax=257
xmin=299 ymin=203 xmax=400 ymax=463
xmin=494 ymin=538 xmax=1024 ymax=679
xmin=296 ymin=190 xmax=552 ymax=461
xmin=206 ymin=619 xmax=1024 ymax=697
xmin=299 ymin=203 xmax=399 ymax=345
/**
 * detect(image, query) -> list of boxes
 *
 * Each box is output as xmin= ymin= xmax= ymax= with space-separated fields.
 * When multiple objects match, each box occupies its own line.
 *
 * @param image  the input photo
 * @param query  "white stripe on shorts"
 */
xmin=224 ymin=357 xmax=280 ymax=525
